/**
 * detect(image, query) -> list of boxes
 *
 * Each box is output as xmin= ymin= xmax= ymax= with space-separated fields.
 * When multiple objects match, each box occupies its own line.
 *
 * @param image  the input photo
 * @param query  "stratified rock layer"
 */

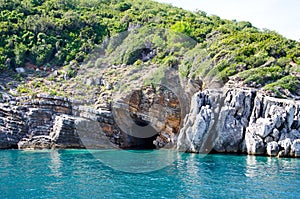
xmin=1 ymin=94 xmax=121 ymax=150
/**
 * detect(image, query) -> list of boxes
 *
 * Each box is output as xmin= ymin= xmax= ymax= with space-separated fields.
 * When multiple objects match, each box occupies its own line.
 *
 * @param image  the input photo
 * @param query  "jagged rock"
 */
xmin=127 ymin=85 xmax=181 ymax=149
xmin=50 ymin=115 xmax=84 ymax=149
xmin=264 ymin=136 xmax=274 ymax=143
xmin=214 ymin=88 xmax=255 ymax=152
xmin=1 ymin=83 xmax=300 ymax=158
xmin=245 ymin=92 xmax=300 ymax=157
xmin=266 ymin=141 xmax=279 ymax=156
xmin=0 ymin=104 xmax=28 ymax=148
xmin=278 ymin=138 xmax=292 ymax=157
xmin=177 ymin=90 xmax=220 ymax=153
xmin=271 ymin=128 xmax=280 ymax=141
xmin=291 ymin=139 xmax=300 ymax=157
xmin=279 ymin=129 xmax=300 ymax=141
xmin=249 ymin=118 xmax=275 ymax=138
xmin=245 ymin=131 xmax=265 ymax=155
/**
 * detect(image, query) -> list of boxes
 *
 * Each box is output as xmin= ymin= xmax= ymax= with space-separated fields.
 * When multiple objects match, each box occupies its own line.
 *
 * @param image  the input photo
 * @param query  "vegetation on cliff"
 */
xmin=0 ymin=0 xmax=300 ymax=98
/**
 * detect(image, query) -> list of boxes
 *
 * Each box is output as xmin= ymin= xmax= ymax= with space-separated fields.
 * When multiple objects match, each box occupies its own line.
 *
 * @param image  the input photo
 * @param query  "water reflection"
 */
xmin=48 ymin=150 xmax=62 ymax=177
xmin=245 ymin=155 xmax=300 ymax=178
xmin=90 ymin=149 xmax=181 ymax=173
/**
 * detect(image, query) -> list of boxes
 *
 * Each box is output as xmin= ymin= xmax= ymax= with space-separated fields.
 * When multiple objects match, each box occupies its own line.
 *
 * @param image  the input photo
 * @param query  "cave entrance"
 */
xmin=126 ymin=85 xmax=182 ymax=149
xmin=129 ymin=114 xmax=159 ymax=149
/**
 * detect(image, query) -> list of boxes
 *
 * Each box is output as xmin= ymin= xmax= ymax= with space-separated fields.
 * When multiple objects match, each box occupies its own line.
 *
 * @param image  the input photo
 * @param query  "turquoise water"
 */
xmin=0 ymin=150 xmax=299 ymax=199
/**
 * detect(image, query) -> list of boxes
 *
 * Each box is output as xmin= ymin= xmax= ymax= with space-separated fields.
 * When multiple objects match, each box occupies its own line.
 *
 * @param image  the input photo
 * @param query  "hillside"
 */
xmin=0 ymin=0 xmax=300 ymax=100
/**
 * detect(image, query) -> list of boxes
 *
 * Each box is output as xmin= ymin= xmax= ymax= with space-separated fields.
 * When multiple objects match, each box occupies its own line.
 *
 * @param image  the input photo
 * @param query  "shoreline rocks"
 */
xmin=0 ymin=86 xmax=300 ymax=158
xmin=177 ymin=87 xmax=300 ymax=158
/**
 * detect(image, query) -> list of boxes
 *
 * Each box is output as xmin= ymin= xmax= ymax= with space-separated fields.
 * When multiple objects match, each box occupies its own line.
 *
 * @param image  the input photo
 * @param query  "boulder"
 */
xmin=291 ymin=139 xmax=300 ymax=157
xmin=245 ymin=131 xmax=265 ymax=155
xmin=278 ymin=138 xmax=292 ymax=157
xmin=15 ymin=67 xmax=25 ymax=73
xmin=266 ymin=141 xmax=279 ymax=156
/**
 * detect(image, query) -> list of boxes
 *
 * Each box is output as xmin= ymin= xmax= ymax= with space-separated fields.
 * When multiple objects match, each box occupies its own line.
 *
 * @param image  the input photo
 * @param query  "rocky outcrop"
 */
xmin=0 ymin=105 xmax=28 ymax=148
xmin=177 ymin=87 xmax=300 ymax=157
xmin=1 ymin=85 xmax=300 ymax=158
xmin=1 ymin=88 xmax=180 ymax=150
xmin=214 ymin=88 xmax=256 ymax=153
xmin=127 ymin=85 xmax=181 ymax=148
xmin=245 ymin=93 xmax=300 ymax=157
xmin=1 ymin=94 xmax=121 ymax=150
xmin=177 ymin=90 xmax=221 ymax=153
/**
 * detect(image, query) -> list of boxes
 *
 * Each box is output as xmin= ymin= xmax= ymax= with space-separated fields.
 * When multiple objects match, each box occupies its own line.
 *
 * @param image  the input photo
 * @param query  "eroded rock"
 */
xmin=266 ymin=141 xmax=279 ymax=156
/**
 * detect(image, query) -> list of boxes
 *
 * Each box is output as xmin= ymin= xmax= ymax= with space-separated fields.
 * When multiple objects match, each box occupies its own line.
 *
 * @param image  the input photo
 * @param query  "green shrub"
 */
xmin=17 ymin=85 xmax=29 ymax=93
xmin=264 ymin=75 xmax=299 ymax=94
xmin=239 ymin=65 xmax=285 ymax=85
xmin=170 ymin=21 xmax=192 ymax=35
xmin=163 ymin=55 xmax=178 ymax=67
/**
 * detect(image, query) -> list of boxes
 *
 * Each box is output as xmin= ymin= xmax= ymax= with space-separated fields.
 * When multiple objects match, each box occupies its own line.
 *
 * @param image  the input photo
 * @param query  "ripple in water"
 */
xmin=0 ymin=150 xmax=299 ymax=198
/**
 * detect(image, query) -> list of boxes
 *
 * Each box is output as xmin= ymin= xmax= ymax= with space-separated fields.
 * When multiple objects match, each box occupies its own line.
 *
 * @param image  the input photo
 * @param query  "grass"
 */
xmin=264 ymin=75 xmax=299 ymax=96
xmin=238 ymin=65 xmax=285 ymax=85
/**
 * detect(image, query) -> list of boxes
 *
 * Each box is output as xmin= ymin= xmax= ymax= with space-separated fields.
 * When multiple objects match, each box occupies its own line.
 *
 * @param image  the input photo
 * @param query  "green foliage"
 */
xmin=264 ymin=75 xmax=299 ymax=95
xmin=49 ymin=89 xmax=58 ymax=96
xmin=170 ymin=21 xmax=192 ymax=36
xmin=17 ymin=85 xmax=29 ymax=93
xmin=143 ymin=65 xmax=168 ymax=86
xmin=238 ymin=65 xmax=285 ymax=85
xmin=116 ymin=2 xmax=131 ymax=12
xmin=163 ymin=55 xmax=178 ymax=67
xmin=66 ymin=68 xmax=77 ymax=78
xmin=0 ymin=0 xmax=299 ymax=97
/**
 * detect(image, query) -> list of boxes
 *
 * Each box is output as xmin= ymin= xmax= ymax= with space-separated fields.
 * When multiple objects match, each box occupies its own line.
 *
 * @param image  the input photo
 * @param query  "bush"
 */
xmin=170 ymin=21 xmax=192 ymax=36
xmin=264 ymin=75 xmax=299 ymax=94
xmin=17 ymin=85 xmax=29 ymax=93
xmin=239 ymin=65 xmax=285 ymax=85
xmin=163 ymin=55 xmax=178 ymax=67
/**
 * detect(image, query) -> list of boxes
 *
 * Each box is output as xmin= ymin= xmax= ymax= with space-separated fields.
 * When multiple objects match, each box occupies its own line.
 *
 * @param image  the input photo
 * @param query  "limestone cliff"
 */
xmin=177 ymin=87 xmax=300 ymax=157
xmin=1 ymin=86 xmax=300 ymax=157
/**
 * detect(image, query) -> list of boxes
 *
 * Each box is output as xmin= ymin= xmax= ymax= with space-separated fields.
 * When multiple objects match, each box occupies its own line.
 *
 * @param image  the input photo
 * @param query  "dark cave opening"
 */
xmin=129 ymin=114 xmax=159 ymax=149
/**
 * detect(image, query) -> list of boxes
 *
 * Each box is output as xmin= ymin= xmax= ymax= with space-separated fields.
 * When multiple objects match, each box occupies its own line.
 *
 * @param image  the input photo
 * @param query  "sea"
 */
xmin=0 ymin=149 xmax=299 ymax=199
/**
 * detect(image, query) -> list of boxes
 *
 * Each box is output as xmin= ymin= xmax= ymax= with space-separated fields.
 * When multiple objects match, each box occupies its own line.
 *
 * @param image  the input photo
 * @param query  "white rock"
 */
xmin=266 ymin=141 xmax=279 ymax=156
xmin=278 ymin=138 xmax=292 ymax=156
xmin=291 ymin=139 xmax=300 ymax=157
xmin=15 ymin=67 xmax=25 ymax=73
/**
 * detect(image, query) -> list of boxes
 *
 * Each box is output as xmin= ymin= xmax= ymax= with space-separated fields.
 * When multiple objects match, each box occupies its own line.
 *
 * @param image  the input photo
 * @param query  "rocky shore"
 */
xmin=177 ymin=87 xmax=300 ymax=157
xmin=0 ymin=85 xmax=299 ymax=157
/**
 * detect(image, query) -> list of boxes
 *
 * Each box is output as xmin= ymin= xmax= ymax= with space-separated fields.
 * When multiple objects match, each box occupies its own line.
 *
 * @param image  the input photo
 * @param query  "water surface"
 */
xmin=0 ymin=150 xmax=299 ymax=198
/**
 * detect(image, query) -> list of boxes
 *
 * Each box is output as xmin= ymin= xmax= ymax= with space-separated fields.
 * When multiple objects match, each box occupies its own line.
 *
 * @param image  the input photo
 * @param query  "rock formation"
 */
xmin=177 ymin=87 xmax=300 ymax=157
xmin=1 ymin=85 xmax=300 ymax=158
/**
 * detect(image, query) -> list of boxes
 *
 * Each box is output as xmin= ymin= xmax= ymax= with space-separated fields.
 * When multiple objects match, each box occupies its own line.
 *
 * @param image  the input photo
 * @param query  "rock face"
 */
xmin=0 ymin=105 xmax=28 ymax=148
xmin=1 ymin=85 xmax=300 ymax=158
xmin=0 ymin=86 xmax=181 ymax=150
xmin=177 ymin=90 xmax=221 ymax=153
xmin=1 ymin=94 xmax=120 ymax=150
xmin=177 ymin=87 xmax=300 ymax=157
xmin=127 ymin=85 xmax=181 ymax=149
xmin=214 ymin=88 xmax=255 ymax=153
xmin=245 ymin=93 xmax=300 ymax=157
